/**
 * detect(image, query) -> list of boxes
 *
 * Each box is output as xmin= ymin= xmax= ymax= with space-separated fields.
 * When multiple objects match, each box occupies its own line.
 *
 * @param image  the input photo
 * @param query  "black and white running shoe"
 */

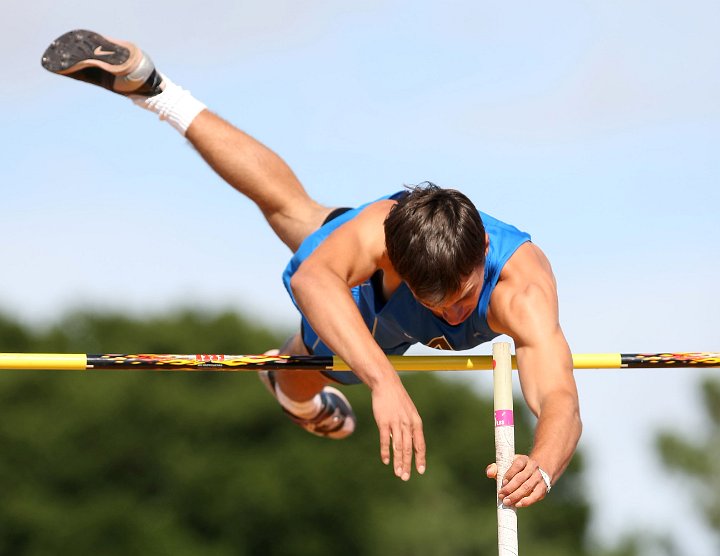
xmin=259 ymin=370 xmax=356 ymax=440
xmin=41 ymin=29 xmax=164 ymax=96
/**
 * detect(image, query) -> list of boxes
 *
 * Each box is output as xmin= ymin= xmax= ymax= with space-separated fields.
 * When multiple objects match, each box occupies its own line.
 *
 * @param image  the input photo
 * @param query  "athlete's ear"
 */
xmin=485 ymin=233 xmax=490 ymax=256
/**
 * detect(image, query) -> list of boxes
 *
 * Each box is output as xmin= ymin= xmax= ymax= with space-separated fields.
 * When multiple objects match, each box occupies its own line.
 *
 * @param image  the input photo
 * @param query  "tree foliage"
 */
xmin=0 ymin=308 xmax=621 ymax=555
xmin=657 ymin=377 xmax=720 ymax=550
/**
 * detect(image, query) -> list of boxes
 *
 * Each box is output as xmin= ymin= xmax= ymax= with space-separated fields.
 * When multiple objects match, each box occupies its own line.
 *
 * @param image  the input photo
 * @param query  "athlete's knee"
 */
xmin=279 ymin=332 xmax=310 ymax=355
xmin=265 ymin=205 xmax=333 ymax=253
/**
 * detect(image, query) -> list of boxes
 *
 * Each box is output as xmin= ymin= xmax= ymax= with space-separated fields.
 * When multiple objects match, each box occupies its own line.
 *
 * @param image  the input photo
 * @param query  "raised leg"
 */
xmin=185 ymin=111 xmax=331 ymax=252
xmin=41 ymin=29 xmax=333 ymax=253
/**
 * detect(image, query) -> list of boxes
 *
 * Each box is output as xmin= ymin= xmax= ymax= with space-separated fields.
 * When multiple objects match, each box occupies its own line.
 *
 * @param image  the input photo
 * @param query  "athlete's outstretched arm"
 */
xmin=289 ymin=200 xmax=426 ymax=481
xmin=502 ymin=323 xmax=580 ymax=507
xmin=486 ymin=245 xmax=582 ymax=507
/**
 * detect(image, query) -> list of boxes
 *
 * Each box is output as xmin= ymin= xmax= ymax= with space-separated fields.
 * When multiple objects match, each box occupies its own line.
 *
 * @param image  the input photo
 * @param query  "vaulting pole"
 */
xmin=493 ymin=342 xmax=518 ymax=555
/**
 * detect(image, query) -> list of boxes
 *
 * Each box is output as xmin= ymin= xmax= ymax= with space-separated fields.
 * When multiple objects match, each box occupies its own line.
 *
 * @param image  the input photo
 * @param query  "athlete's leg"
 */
xmin=260 ymin=333 xmax=356 ymax=439
xmin=43 ymin=30 xmax=354 ymax=438
xmin=185 ymin=112 xmax=330 ymax=252
xmin=41 ymin=29 xmax=331 ymax=252
xmin=273 ymin=332 xmax=331 ymax=399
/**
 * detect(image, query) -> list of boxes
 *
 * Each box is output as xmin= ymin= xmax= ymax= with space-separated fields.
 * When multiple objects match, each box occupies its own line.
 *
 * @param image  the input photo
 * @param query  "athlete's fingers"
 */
xmin=499 ymin=457 xmax=536 ymax=498
xmin=515 ymin=481 xmax=547 ymax=508
xmin=499 ymin=468 xmax=536 ymax=500
xmin=401 ymin=422 xmax=413 ymax=481
xmin=501 ymin=455 xmax=530 ymax=484
xmin=485 ymin=462 xmax=498 ymax=479
xmin=499 ymin=457 xmax=548 ymax=507
xmin=392 ymin=425 xmax=403 ymax=478
xmin=501 ymin=475 xmax=538 ymax=507
xmin=379 ymin=425 xmax=391 ymax=466
xmin=413 ymin=421 xmax=426 ymax=475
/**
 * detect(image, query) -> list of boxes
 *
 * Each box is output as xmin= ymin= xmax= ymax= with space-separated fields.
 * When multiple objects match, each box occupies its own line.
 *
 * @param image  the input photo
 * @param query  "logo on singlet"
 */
xmin=426 ymin=336 xmax=454 ymax=350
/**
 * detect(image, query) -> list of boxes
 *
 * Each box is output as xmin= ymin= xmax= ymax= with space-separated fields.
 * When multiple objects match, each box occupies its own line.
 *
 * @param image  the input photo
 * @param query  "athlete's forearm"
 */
xmin=289 ymin=266 xmax=399 ymax=389
xmin=514 ymin=331 xmax=581 ymax=486
xmin=292 ymin=263 xmax=427 ymax=481
xmin=528 ymin=390 xmax=582 ymax=482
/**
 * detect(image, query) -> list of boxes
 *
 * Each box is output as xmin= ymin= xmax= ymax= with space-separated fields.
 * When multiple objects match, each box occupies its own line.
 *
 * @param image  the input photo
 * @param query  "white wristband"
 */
xmin=538 ymin=467 xmax=552 ymax=494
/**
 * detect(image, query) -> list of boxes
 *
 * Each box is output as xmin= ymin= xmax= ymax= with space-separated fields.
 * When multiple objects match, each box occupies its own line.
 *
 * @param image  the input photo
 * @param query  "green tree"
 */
xmin=0 ymin=314 xmax=32 ymax=353
xmin=0 ymin=308 xmax=628 ymax=555
xmin=657 ymin=377 xmax=720 ymax=553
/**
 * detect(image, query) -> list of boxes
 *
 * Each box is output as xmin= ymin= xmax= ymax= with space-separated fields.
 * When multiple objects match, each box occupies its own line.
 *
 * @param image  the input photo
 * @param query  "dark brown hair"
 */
xmin=384 ymin=183 xmax=486 ymax=304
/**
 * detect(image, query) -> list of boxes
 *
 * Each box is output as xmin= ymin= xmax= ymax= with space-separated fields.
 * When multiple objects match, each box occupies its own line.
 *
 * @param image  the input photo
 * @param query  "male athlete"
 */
xmin=41 ymin=30 xmax=581 ymax=508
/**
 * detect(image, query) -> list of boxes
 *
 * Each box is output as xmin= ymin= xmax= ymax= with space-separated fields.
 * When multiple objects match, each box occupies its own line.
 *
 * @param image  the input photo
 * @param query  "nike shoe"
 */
xmin=259 ymin=370 xmax=356 ymax=440
xmin=41 ymin=29 xmax=164 ymax=96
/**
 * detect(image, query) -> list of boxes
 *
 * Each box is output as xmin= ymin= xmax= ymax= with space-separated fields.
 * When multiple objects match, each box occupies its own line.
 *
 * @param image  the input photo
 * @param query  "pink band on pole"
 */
xmin=494 ymin=409 xmax=514 ymax=427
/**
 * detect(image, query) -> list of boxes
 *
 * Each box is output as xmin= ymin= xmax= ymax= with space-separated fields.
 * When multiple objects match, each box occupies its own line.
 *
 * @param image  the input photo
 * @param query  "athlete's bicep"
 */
xmin=507 ymin=280 xmax=575 ymax=418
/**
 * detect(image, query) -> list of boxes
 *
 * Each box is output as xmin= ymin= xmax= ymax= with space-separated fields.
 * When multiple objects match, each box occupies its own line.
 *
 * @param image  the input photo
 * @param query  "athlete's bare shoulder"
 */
xmin=343 ymin=199 xmax=402 ymax=290
xmin=333 ymin=198 xmax=394 ymax=256
xmin=356 ymin=198 xmax=396 ymax=225
xmin=301 ymin=199 xmax=400 ymax=290
xmin=487 ymin=242 xmax=559 ymax=340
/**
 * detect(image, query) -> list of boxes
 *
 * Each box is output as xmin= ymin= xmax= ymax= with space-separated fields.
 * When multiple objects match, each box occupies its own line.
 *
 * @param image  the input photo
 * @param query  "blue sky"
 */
xmin=2 ymin=1 xmax=719 ymax=553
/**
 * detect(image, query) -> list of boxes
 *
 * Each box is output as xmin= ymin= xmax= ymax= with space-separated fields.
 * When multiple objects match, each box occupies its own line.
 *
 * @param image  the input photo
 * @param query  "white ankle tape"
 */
xmin=131 ymin=75 xmax=206 ymax=136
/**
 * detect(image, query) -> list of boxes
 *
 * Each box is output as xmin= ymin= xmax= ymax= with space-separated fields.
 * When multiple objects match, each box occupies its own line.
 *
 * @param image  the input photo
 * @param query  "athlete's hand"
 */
xmin=486 ymin=455 xmax=549 ymax=508
xmin=371 ymin=379 xmax=426 ymax=481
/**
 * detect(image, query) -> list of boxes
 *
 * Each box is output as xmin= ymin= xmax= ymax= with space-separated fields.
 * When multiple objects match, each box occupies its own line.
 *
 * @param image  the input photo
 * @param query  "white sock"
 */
xmin=274 ymin=385 xmax=323 ymax=419
xmin=130 ymin=75 xmax=207 ymax=136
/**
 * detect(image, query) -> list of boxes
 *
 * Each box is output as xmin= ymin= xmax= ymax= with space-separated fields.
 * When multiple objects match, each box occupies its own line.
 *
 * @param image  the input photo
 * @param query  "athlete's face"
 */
xmin=416 ymin=266 xmax=484 ymax=325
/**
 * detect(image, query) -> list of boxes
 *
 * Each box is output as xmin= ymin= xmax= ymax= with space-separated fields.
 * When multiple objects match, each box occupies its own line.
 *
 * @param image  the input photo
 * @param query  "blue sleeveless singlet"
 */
xmin=282 ymin=192 xmax=531 ymax=384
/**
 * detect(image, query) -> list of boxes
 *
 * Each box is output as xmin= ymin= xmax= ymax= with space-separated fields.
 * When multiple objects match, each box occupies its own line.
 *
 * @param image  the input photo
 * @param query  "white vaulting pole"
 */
xmin=493 ymin=342 xmax=518 ymax=555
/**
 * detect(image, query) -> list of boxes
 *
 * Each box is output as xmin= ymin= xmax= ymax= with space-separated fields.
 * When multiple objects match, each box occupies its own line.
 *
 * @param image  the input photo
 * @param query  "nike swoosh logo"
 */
xmin=94 ymin=46 xmax=116 ymax=56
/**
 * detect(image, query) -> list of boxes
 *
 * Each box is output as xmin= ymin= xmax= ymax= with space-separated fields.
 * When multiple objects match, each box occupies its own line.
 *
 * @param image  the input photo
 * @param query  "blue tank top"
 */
xmin=282 ymin=192 xmax=530 ymax=379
